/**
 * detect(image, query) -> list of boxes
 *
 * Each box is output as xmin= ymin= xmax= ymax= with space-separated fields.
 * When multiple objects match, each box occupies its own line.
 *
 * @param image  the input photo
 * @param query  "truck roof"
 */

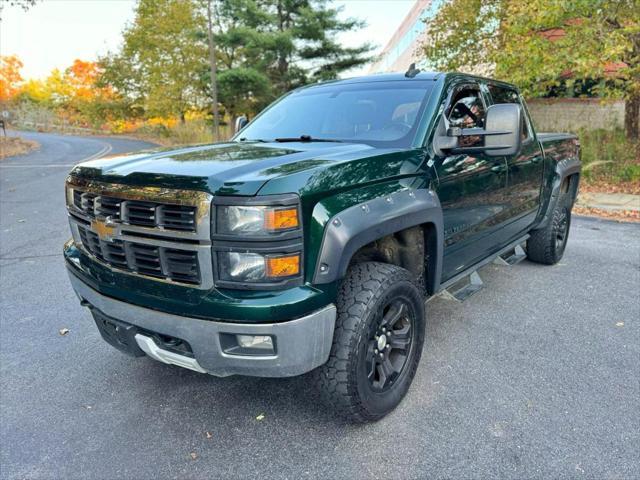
xmin=301 ymin=71 xmax=518 ymax=91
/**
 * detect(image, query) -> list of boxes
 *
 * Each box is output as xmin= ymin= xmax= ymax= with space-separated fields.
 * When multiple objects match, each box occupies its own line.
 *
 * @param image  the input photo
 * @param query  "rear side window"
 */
xmin=488 ymin=84 xmax=532 ymax=141
xmin=488 ymin=85 xmax=519 ymax=104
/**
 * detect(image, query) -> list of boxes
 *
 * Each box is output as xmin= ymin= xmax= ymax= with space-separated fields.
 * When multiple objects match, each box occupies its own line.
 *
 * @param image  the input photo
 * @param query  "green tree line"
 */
xmin=98 ymin=0 xmax=372 ymax=127
xmin=421 ymin=0 xmax=640 ymax=141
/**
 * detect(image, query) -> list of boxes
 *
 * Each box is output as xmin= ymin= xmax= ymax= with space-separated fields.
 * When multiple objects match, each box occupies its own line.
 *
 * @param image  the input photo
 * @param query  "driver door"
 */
xmin=434 ymin=82 xmax=511 ymax=281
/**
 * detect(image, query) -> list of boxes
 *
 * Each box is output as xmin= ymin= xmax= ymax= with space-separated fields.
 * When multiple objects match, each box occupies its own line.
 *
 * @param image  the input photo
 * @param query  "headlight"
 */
xmin=216 ymin=205 xmax=299 ymax=236
xmin=217 ymin=251 xmax=301 ymax=283
xmin=213 ymin=195 xmax=303 ymax=289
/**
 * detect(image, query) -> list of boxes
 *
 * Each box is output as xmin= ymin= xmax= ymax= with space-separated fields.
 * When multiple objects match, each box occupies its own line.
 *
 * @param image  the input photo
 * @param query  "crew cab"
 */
xmin=64 ymin=71 xmax=580 ymax=422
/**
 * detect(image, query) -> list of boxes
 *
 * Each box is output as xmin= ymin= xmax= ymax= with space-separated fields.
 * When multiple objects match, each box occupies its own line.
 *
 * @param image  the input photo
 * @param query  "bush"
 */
xmin=579 ymin=129 xmax=640 ymax=186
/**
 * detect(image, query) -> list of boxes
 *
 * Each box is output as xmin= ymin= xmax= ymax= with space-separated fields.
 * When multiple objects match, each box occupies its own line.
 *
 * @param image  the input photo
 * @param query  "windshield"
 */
xmin=237 ymin=80 xmax=435 ymax=148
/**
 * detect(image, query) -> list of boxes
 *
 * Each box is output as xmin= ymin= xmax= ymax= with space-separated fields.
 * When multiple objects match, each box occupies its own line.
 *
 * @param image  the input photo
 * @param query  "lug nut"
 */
xmin=374 ymin=349 xmax=378 ymax=354
xmin=382 ymin=327 xmax=386 ymax=333
xmin=379 ymin=353 xmax=384 ymax=358
xmin=386 ymin=345 xmax=391 ymax=350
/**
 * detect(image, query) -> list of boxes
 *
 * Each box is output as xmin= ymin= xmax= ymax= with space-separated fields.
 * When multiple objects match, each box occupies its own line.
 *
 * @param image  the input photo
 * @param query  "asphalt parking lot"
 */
xmin=1 ymin=131 xmax=639 ymax=479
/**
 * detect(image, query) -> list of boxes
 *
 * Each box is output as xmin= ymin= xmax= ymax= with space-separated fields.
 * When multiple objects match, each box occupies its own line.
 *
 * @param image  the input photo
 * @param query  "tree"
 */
xmin=421 ymin=0 xmax=640 ymax=141
xmin=214 ymin=0 xmax=373 ymax=96
xmin=218 ymin=67 xmax=271 ymax=121
xmin=206 ymin=0 xmax=221 ymax=140
xmin=0 ymin=55 xmax=24 ymax=102
xmin=101 ymin=0 xmax=209 ymax=122
xmin=0 ymin=0 xmax=39 ymax=20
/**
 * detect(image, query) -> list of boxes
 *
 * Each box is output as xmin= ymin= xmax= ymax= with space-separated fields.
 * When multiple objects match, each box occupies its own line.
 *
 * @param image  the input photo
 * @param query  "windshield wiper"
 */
xmin=274 ymin=135 xmax=344 ymax=143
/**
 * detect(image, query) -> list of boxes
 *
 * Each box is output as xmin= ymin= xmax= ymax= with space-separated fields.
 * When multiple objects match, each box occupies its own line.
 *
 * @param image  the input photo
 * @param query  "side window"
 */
xmin=447 ymin=87 xmax=486 ymax=128
xmin=488 ymin=84 xmax=531 ymax=142
xmin=445 ymin=85 xmax=486 ymax=147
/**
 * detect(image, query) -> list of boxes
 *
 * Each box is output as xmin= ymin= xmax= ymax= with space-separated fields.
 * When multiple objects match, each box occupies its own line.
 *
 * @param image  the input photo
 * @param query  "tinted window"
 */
xmin=237 ymin=81 xmax=434 ymax=148
xmin=488 ymin=85 xmax=519 ymax=104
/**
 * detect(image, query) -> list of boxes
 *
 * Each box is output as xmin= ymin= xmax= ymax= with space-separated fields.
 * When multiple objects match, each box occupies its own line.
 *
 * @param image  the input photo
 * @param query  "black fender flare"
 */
xmin=537 ymin=157 xmax=581 ymax=229
xmin=312 ymin=189 xmax=443 ymax=294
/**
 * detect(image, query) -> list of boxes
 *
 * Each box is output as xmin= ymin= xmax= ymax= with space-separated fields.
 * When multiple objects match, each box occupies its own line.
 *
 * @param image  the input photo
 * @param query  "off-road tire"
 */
xmin=313 ymin=262 xmax=425 ymax=423
xmin=527 ymin=191 xmax=573 ymax=265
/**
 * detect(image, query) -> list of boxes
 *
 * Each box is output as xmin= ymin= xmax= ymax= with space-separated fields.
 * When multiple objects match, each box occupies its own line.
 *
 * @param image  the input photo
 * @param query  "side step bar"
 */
xmin=434 ymin=235 xmax=529 ymax=302
xmin=493 ymin=244 xmax=526 ymax=266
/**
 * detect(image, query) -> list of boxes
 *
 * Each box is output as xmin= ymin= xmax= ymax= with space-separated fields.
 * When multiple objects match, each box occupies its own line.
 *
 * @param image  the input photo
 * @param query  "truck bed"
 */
xmin=538 ymin=132 xmax=579 ymax=165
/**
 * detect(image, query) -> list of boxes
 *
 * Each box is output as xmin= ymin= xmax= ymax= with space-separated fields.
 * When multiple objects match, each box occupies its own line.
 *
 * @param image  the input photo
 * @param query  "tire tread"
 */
xmin=313 ymin=262 xmax=422 ymax=422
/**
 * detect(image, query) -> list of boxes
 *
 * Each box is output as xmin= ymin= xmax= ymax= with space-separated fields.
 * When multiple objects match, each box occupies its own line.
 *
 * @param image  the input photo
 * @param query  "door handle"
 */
xmin=490 ymin=164 xmax=507 ymax=173
xmin=531 ymin=156 xmax=543 ymax=164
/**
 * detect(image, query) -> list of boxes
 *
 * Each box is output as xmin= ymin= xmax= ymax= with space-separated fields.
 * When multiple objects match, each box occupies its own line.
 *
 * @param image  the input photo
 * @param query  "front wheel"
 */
xmin=313 ymin=262 xmax=425 ymax=423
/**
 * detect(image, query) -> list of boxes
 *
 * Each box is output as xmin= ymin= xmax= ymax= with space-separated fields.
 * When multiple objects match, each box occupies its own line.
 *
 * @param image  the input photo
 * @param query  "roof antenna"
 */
xmin=405 ymin=62 xmax=421 ymax=78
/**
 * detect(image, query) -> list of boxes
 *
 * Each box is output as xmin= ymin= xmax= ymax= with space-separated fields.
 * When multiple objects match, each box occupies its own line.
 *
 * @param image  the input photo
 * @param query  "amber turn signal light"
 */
xmin=265 ymin=207 xmax=299 ymax=231
xmin=266 ymin=254 xmax=301 ymax=278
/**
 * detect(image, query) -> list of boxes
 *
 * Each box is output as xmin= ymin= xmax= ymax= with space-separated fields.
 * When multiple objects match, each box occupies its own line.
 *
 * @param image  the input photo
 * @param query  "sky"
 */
xmin=0 ymin=0 xmax=416 ymax=80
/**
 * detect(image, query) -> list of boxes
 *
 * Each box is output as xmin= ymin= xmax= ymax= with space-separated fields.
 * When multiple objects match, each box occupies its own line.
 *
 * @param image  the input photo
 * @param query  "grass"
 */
xmin=130 ymin=119 xmax=233 ymax=147
xmin=579 ymin=129 xmax=640 ymax=193
xmin=0 ymin=136 xmax=39 ymax=159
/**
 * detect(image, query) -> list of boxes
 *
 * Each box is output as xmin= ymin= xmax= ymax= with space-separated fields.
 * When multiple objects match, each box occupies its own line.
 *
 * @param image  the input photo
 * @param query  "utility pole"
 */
xmin=206 ymin=0 xmax=220 ymax=142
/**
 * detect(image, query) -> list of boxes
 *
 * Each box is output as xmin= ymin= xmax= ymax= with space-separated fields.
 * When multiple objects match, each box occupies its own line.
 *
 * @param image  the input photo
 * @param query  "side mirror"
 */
xmin=482 ymin=103 xmax=522 ymax=156
xmin=437 ymin=103 xmax=522 ymax=157
xmin=234 ymin=115 xmax=248 ymax=134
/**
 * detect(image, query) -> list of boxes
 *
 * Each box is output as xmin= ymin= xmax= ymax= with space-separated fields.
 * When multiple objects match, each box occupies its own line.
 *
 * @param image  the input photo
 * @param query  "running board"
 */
xmin=445 ymin=271 xmax=484 ymax=302
xmin=493 ymin=244 xmax=527 ymax=266
xmin=434 ymin=235 xmax=529 ymax=303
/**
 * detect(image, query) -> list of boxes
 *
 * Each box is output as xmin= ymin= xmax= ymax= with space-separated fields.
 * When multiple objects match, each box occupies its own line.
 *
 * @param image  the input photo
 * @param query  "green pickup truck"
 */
xmin=64 ymin=71 xmax=580 ymax=422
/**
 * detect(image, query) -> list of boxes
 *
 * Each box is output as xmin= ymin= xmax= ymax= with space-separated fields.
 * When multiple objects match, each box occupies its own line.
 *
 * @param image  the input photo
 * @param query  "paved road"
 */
xmin=1 ymin=131 xmax=639 ymax=479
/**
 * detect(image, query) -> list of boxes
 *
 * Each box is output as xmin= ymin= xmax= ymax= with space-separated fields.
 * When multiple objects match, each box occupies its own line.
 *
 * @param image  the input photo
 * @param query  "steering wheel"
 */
xmin=452 ymin=102 xmax=479 ymax=125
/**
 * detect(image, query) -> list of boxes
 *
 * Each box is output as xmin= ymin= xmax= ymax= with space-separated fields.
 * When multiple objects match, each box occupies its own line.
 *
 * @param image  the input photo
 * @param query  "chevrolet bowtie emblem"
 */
xmin=91 ymin=218 xmax=116 ymax=241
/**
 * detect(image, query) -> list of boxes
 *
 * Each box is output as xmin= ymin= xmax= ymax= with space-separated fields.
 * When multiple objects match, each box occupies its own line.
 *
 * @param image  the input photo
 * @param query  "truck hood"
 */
xmin=70 ymin=141 xmax=384 ymax=196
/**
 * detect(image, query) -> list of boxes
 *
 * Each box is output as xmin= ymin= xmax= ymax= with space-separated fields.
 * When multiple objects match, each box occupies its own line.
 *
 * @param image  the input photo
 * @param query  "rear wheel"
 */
xmin=313 ymin=262 xmax=425 ymax=423
xmin=527 ymin=191 xmax=572 ymax=265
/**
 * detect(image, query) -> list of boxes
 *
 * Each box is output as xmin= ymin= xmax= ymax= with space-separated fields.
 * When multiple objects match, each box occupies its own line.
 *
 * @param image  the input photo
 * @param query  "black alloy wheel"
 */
xmin=366 ymin=299 xmax=414 ymax=392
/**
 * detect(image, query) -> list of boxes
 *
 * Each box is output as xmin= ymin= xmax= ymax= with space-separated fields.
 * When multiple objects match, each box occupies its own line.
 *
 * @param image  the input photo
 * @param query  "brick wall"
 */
xmin=526 ymin=98 xmax=625 ymax=133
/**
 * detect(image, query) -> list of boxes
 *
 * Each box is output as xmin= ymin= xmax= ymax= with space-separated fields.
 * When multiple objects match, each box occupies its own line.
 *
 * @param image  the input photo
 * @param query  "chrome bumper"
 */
xmin=67 ymin=271 xmax=336 ymax=377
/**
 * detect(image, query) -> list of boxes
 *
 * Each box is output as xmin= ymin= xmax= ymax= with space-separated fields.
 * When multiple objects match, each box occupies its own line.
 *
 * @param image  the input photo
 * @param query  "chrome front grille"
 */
xmin=66 ymin=177 xmax=213 ymax=288
xmin=72 ymin=190 xmax=197 ymax=232
xmin=77 ymin=226 xmax=200 ymax=284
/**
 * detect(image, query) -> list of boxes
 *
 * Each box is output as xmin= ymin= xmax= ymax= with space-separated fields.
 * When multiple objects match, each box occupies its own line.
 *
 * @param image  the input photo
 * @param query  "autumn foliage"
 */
xmin=0 ymin=55 xmax=24 ymax=102
xmin=2 ymin=55 xmax=122 ymax=129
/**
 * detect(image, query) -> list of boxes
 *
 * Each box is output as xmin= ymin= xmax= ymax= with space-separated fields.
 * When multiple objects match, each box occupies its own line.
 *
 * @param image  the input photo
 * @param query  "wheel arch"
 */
xmin=312 ymin=189 xmax=443 ymax=295
xmin=536 ymin=157 xmax=581 ymax=230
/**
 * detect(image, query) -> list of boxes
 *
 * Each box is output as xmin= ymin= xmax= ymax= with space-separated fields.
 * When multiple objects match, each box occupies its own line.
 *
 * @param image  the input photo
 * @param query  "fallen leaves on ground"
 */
xmin=59 ymin=328 xmax=70 ymax=336
xmin=616 ymin=322 xmax=624 ymax=327
xmin=0 ymin=136 xmax=39 ymax=159
xmin=255 ymin=413 xmax=265 ymax=421
xmin=581 ymin=182 xmax=640 ymax=196
xmin=189 ymin=452 xmax=198 ymax=460
xmin=573 ymin=206 xmax=640 ymax=222
xmin=205 ymin=431 xmax=212 ymax=439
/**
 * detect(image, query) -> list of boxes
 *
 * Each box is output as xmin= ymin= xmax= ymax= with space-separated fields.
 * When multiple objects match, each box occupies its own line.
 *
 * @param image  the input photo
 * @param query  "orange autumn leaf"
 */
xmin=0 ymin=55 xmax=24 ymax=102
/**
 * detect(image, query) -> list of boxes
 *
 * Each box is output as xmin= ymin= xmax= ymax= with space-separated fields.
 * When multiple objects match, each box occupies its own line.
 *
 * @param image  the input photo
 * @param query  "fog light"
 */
xmin=236 ymin=334 xmax=274 ymax=350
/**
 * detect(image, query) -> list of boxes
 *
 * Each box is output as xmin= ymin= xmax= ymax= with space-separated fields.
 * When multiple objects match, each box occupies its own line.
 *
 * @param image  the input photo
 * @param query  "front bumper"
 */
xmin=67 ymin=270 xmax=336 ymax=377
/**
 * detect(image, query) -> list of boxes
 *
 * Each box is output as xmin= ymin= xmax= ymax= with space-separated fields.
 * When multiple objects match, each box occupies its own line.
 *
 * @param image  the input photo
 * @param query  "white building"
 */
xmin=368 ymin=0 xmax=446 ymax=74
